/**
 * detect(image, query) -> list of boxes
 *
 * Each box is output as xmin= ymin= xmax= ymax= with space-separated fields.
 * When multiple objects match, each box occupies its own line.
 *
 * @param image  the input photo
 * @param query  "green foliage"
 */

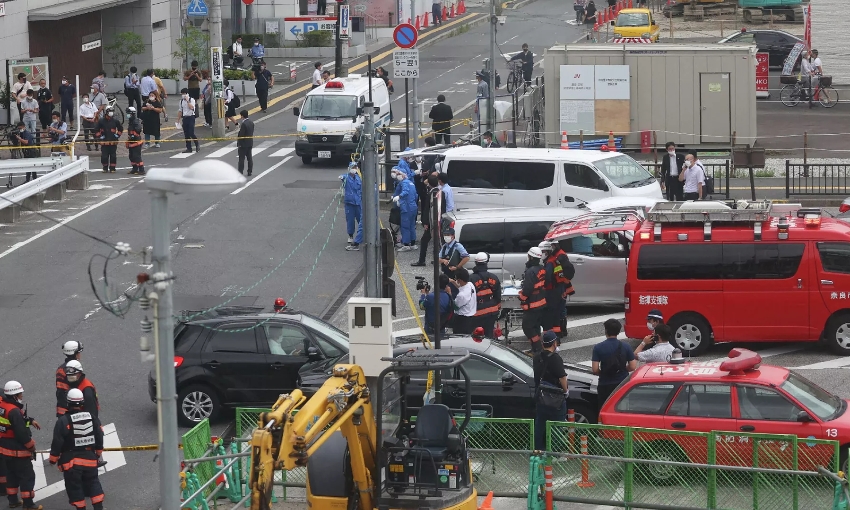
xmin=153 ymin=68 xmax=181 ymax=80
xmin=297 ymin=30 xmax=333 ymax=48
xmin=0 ymin=80 xmax=9 ymax=109
xmin=173 ymin=26 xmax=211 ymax=70
xmin=223 ymin=69 xmax=253 ymax=81
xmin=104 ymin=31 xmax=146 ymax=78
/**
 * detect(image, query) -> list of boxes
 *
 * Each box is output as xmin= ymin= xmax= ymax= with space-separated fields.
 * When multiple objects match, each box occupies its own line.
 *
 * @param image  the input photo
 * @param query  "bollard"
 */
xmin=458 ymin=0 xmax=466 ymax=15
xmin=577 ymin=435 xmax=595 ymax=488
xmin=442 ymin=4 xmax=448 ymax=19
xmin=608 ymin=130 xmax=616 ymax=149
xmin=544 ymin=464 xmax=554 ymax=510
xmin=449 ymin=3 xmax=455 ymax=17
xmin=415 ymin=14 xmax=420 ymax=31
xmin=568 ymin=408 xmax=576 ymax=454
xmin=561 ymin=131 xmax=570 ymax=150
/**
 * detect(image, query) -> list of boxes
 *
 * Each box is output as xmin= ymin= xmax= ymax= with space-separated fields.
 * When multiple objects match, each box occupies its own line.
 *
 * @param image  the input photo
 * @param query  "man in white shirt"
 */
xmin=449 ymin=267 xmax=477 ymax=334
xmin=178 ymin=87 xmax=200 ymax=154
xmin=438 ymin=172 xmax=455 ymax=212
xmin=634 ymin=324 xmax=676 ymax=364
xmin=78 ymin=92 xmax=99 ymax=151
xmin=312 ymin=62 xmax=324 ymax=89
xmin=681 ymin=151 xmax=705 ymax=201
xmin=12 ymin=73 xmax=33 ymax=123
xmin=231 ymin=36 xmax=244 ymax=68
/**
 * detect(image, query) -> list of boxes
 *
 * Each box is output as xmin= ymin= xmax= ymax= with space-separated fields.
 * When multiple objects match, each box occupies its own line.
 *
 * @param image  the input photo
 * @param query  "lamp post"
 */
xmin=144 ymin=160 xmax=246 ymax=509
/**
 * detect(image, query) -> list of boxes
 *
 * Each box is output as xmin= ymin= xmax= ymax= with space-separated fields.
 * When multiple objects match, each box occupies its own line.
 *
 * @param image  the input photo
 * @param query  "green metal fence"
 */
xmin=181 ymin=418 xmax=215 ymax=497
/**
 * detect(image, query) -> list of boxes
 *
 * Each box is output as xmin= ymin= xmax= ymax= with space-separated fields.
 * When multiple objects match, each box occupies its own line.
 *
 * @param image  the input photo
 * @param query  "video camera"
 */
xmin=415 ymin=277 xmax=431 ymax=293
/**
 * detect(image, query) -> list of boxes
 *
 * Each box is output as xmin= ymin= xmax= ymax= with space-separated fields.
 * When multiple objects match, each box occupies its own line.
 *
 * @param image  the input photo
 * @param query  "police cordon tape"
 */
xmin=34 ymin=443 xmax=182 ymax=454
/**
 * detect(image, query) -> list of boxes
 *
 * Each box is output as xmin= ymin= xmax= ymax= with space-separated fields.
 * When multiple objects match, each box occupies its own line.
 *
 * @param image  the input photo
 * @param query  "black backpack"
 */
xmin=230 ymin=91 xmax=241 ymax=108
xmin=601 ymin=342 xmax=626 ymax=380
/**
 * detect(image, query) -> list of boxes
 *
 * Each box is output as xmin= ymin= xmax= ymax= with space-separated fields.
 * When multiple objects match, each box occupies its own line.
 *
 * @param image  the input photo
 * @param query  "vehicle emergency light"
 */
xmin=274 ymin=298 xmax=287 ymax=312
xmin=325 ymin=81 xmax=344 ymax=90
xmin=840 ymin=203 xmax=850 ymax=213
xmin=174 ymin=356 xmax=184 ymax=368
xmin=599 ymin=145 xmax=610 ymax=152
xmin=804 ymin=214 xmax=821 ymax=227
xmin=669 ymin=348 xmax=685 ymax=364
xmin=472 ymin=327 xmax=485 ymax=342
xmin=718 ymin=348 xmax=761 ymax=375
xmin=777 ymin=217 xmax=789 ymax=240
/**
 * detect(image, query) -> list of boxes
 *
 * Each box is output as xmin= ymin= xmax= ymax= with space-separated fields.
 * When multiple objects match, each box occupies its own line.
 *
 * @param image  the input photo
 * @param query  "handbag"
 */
xmin=535 ymin=352 xmax=565 ymax=410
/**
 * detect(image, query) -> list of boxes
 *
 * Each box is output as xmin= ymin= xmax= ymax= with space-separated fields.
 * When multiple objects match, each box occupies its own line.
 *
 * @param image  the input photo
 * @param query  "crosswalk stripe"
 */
xmin=269 ymin=147 xmax=295 ymax=157
xmin=170 ymin=152 xmax=194 ymax=159
xmin=789 ymin=356 xmax=850 ymax=370
xmin=208 ymin=142 xmax=237 ymax=158
xmin=251 ymin=140 xmax=278 ymax=156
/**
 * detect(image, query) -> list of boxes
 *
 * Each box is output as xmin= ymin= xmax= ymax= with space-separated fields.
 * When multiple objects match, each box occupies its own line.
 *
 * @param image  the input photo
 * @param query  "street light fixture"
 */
xmin=144 ymin=159 xmax=245 ymax=510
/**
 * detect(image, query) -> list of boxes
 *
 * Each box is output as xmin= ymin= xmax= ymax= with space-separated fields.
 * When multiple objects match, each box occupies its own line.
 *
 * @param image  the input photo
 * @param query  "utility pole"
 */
xmin=362 ymin=101 xmax=380 ymax=297
xmin=410 ymin=0 xmax=419 ymax=148
xmin=209 ymin=0 xmax=226 ymax=139
xmin=488 ymin=0 xmax=497 ymax=134
xmin=151 ymin=191 xmax=180 ymax=510
xmin=335 ymin=0 xmax=349 ymax=77
xmin=431 ymin=186 xmax=442 ymax=403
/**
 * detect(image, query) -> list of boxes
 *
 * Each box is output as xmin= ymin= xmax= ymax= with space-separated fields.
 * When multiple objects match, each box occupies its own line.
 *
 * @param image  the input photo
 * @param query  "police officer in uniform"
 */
xmin=95 ymin=106 xmax=123 ymax=173
xmin=56 ymin=341 xmax=83 ymax=417
xmin=470 ymin=252 xmax=501 ymax=338
xmin=519 ymin=247 xmax=547 ymax=353
xmin=49 ymin=388 xmax=105 ymax=510
xmin=0 ymin=381 xmax=42 ymax=510
xmin=540 ymin=241 xmax=576 ymax=339
xmin=125 ymin=106 xmax=145 ymax=175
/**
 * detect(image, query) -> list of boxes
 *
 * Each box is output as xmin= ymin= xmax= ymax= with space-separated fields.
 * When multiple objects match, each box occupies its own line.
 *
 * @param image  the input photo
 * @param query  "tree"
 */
xmin=104 ymin=32 xmax=146 ymax=78
xmin=173 ymin=26 xmax=210 ymax=70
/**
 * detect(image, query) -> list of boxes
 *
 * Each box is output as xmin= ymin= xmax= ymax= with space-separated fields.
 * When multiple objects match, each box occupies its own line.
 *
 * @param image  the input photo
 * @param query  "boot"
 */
xmin=8 ymin=499 xmax=21 ymax=508
xmin=102 ymin=166 xmax=108 ymax=173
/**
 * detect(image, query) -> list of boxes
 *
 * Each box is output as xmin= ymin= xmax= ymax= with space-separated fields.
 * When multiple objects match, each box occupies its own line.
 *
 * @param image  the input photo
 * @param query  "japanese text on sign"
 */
xmin=639 ymin=295 xmax=668 ymax=305
xmin=393 ymin=50 xmax=419 ymax=79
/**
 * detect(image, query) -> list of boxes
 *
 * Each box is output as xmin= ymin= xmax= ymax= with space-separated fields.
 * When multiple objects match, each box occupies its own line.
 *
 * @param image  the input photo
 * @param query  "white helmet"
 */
xmin=65 ymin=360 xmax=84 ymax=383
xmin=67 ymin=388 xmax=85 ymax=406
xmin=63 ymin=340 xmax=83 ymax=357
xmin=538 ymin=241 xmax=553 ymax=253
xmin=527 ymin=247 xmax=544 ymax=260
xmin=473 ymin=252 xmax=489 ymax=264
xmin=127 ymin=106 xmax=137 ymax=115
xmin=4 ymin=381 xmax=23 ymax=396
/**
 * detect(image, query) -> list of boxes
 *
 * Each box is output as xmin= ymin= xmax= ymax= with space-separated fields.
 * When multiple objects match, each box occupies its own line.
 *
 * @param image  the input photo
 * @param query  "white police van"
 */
xmin=293 ymin=74 xmax=391 ymax=165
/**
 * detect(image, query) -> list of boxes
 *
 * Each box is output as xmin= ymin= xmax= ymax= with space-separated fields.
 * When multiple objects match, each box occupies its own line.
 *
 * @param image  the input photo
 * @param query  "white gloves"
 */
xmin=392 ymin=196 xmax=400 ymax=203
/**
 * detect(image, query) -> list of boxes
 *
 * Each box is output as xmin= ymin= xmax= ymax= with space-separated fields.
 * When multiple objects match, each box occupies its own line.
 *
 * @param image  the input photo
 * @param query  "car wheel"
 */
xmin=668 ymin=313 xmax=712 ymax=356
xmin=637 ymin=441 xmax=688 ymax=484
xmin=824 ymin=313 xmax=850 ymax=355
xmin=301 ymin=155 xmax=313 ymax=164
xmin=177 ymin=385 xmax=221 ymax=426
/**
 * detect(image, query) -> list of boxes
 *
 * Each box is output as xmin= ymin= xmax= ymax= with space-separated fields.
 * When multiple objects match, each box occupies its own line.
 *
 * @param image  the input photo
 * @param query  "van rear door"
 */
xmin=446 ymin=159 xmax=505 ymax=208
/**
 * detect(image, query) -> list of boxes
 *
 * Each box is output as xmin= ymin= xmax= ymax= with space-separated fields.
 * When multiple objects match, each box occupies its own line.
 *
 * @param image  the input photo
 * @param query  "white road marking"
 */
xmin=567 ymin=312 xmax=625 ymax=329
xmin=0 ymin=190 xmax=129 ymax=260
xmin=789 ymin=356 xmax=850 ymax=370
xmin=230 ymin=157 xmax=291 ymax=195
xmin=393 ymin=314 xmax=424 ymax=323
xmin=269 ymin=147 xmax=295 ymax=158
xmin=208 ymin=142 xmax=238 ymax=158
xmin=251 ymin=139 xmax=278 ymax=156
xmin=170 ymin=151 xmax=194 ymax=159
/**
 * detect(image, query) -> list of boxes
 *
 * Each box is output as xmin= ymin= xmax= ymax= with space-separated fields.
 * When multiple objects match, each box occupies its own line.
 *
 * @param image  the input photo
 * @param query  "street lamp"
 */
xmin=144 ymin=160 xmax=246 ymax=510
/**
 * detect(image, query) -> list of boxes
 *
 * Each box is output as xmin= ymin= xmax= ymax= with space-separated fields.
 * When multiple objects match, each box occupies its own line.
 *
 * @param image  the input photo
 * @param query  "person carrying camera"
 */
xmin=419 ymin=275 xmax=453 ymax=335
xmin=634 ymin=309 xmax=675 ymax=363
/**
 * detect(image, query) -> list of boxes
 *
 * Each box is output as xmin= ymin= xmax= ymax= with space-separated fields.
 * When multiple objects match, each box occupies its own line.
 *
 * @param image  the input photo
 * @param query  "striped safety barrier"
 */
xmin=611 ymin=37 xmax=653 ymax=43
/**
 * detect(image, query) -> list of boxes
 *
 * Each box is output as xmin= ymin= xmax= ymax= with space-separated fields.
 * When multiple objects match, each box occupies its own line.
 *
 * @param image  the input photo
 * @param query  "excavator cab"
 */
xmin=376 ymin=348 xmax=476 ymax=509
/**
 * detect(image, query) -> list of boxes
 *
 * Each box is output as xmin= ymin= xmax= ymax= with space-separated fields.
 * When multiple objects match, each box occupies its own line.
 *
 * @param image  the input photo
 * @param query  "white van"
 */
xmin=438 ymin=146 xmax=662 ymax=209
xmin=293 ymin=74 xmax=391 ymax=165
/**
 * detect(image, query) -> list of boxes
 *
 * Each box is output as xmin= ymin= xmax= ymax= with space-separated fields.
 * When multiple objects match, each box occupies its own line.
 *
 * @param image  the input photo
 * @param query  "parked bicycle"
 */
xmin=105 ymin=94 xmax=126 ymax=124
xmin=780 ymin=75 xmax=838 ymax=108
xmin=506 ymin=60 xmax=526 ymax=94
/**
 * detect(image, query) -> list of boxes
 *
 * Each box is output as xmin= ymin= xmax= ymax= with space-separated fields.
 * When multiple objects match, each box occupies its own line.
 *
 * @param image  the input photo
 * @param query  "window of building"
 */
xmin=152 ymin=20 xmax=167 ymax=31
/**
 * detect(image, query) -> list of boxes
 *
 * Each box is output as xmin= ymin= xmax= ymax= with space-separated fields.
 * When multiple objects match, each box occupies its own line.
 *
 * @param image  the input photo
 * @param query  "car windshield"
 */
xmin=594 ymin=155 xmax=655 ymax=188
xmin=487 ymin=343 xmax=534 ymax=379
xmin=300 ymin=94 xmax=356 ymax=119
xmin=616 ymin=12 xmax=649 ymax=27
xmin=301 ymin=316 xmax=350 ymax=352
xmin=781 ymin=372 xmax=843 ymax=421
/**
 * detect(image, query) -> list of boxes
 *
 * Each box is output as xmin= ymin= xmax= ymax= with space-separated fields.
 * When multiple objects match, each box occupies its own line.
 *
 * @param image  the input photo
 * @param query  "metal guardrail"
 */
xmin=0 ymin=156 xmax=89 ymax=211
xmin=0 ymin=155 xmax=67 ymax=176
xmin=785 ymin=161 xmax=850 ymax=196
xmin=642 ymin=161 xmax=731 ymax=199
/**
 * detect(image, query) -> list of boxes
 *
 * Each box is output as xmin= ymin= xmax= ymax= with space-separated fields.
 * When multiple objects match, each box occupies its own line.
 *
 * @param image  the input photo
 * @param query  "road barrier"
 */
xmin=0 ymin=155 xmax=89 ymax=222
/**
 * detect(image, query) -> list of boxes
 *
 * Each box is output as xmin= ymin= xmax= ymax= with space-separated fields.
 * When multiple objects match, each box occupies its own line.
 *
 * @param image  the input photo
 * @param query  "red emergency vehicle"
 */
xmin=622 ymin=200 xmax=850 ymax=356
xmin=600 ymin=348 xmax=848 ymax=478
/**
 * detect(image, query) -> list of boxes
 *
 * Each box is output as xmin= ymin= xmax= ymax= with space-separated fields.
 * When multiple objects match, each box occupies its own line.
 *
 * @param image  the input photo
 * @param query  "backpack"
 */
xmin=230 ymin=91 xmax=241 ymax=108
xmin=694 ymin=162 xmax=714 ymax=195
xmin=124 ymin=76 xmax=132 ymax=97
xmin=601 ymin=342 xmax=626 ymax=380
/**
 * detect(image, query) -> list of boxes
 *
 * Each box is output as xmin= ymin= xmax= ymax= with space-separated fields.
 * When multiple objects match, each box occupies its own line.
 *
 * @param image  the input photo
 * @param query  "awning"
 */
xmin=28 ymin=0 xmax=138 ymax=21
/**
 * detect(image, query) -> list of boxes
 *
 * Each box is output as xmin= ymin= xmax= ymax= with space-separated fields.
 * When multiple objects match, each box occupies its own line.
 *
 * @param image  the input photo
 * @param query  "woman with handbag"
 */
xmin=533 ymin=330 xmax=569 ymax=450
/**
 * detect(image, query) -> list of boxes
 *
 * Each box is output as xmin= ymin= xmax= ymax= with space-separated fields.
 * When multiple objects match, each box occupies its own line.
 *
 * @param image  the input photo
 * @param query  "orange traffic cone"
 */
xmin=442 ymin=4 xmax=448 ymax=19
xmin=478 ymin=491 xmax=494 ymax=510
xmin=561 ymin=131 xmax=570 ymax=150
xmin=458 ymin=0 xmax=466 ymax=15
xmin=629 ymin=0 xmax=633 ymax=7
xmin=423 ymin=11 xmax=429 ymax=27
xmin=415 ymin=15 xmax=420 ymax=30
xmin=608 ymin=130 xmax=616 ymax=149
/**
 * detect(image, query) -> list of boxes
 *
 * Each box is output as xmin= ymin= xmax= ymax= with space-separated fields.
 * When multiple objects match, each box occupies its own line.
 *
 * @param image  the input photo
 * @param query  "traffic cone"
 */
xmin=629 ymin=0 xmax=633 ymax=7
xmin=423 ymin=11 xmax=429 ymax=27
xmin=608 ymin=130 xmax=616 ymax=148
xmin=458 ymin=0 xmax=466 ymax=15
xmin=407 ymin=17 xmax=411 ymax=24
xmin=449 ymin=3 xmax=455 ymax=17
xmin=415 ymin=15 xmax=420 ymax=30
xmin=598 ymin=8 xmax=605 ymax=26
xmin=561 ymin=131 xmax=570 ymax=150
xmin=478 ymin=491 xmax=494 ymax=510
xmin=442 ymin=4 xmax=448 ymax=19
xmin=215 ymin=458 xmax=229 ymax=489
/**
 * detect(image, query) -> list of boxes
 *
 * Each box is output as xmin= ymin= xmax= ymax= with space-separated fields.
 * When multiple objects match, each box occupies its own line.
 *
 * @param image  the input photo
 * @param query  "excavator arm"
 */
xmin=249 ymin=364 xmax=377 ymax=510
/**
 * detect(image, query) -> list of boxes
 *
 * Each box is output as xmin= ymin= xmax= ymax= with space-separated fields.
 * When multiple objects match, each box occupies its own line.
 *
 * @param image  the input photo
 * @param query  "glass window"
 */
xmin=780 ymin=373 xmax=842 ymax=421
xmin=300 ymin=94 xmax=357 ymax=120
xmin=615 ymin=12 xmax=649 ymax=26
xmin=737 ymin=386 xmax=802 ymax=421
xmin=615 ymin=383 xmax=679 ymax=414
xmin=446 ymin=160 xmax=505 ymax=189
xmin=564 ymin=164 xmax=609 ymax=191
xmin=458 ymin=222 xmax=505 ymax=254
xmin=174 ymin=324 xmax=205 ymax=353
xmin=636 ymin=244 xmax=723 ymax=280
xmin=733 ymin=33 xmax=755 ymax=44
xmin=593 ymin=155 xmax=655 ymax=188
xmin=204 ymin=327 xmax=258 ymax=354
xmin=507 ymin=221 xmax=553 ymax=253
xmin=301 ymin=315 xmax=349 ymax=351
xmin=722 ymin=243 xmax=805 ymax=279
xmin=817 ymin=242 xmax=850 ymax=274
xmin=486 ymin=344 xmax=533 ymax=379
xmin=668 ymin=384 xmax=732 ymax=419
xmin=264 ymin=324 xmax=311 ymax=356
xmin=503 ymin=162 xmax=555 ymax=190
xmin=312 ymin=331 xmax=344 ymax=358
xmin=461 ymin=357 xmax=504 ymax=381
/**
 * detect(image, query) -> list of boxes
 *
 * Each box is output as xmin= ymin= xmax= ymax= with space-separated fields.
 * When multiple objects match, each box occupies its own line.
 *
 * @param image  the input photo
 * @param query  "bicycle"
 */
xmin=779 ymin=75 xmax=838 ymax=108
xmin=505 ymin=60 xmax=525 ymax=94
xmin=105 ymin=94 xmax=126 ymax=124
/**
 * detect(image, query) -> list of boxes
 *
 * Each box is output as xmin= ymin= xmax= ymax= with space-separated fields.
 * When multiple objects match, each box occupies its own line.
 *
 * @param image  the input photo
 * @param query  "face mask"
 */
xmin=349 ymin=168 xmax=357 ymax=174
xmin=183 ymin=94 xmax=189 ymax=99
xmin=149 ymin=96 xmax=156 ymax=101
xmin=62 ymin=80 xmax=68 ymax=84
xmin=19 ymin=129 xmax=25 ymax=133
xmin=91 ymin=89 xmax=96 ymax=94
xmin=83 ymin=98 xmax=89 ymax=103
xmin=668 ymin=149 xmax=675 ymax=155
xmin=647 ymin=322 xmax=655 ymax=331
xmin=684 ymin=161 xmax=692 ymax=168
xmin=443 ymin=236 xmax=453 ymax=243
xmin=396 ymin=174 xmax=404 ymax=182
xmin=107 ymin=112 xmax=113 ymax=117
xmin=254 ymin=42 xmax=259 ymax=46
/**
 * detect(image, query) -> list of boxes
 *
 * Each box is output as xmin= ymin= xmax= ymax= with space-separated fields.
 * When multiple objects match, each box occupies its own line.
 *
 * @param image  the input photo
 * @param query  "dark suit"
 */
xmin=660 ymin=152 xmax=686 ymax=201
xmin=429 ymin=102 xmax=454 ymax=145
xmin=237 ymin=118 xmax=255 ymax=176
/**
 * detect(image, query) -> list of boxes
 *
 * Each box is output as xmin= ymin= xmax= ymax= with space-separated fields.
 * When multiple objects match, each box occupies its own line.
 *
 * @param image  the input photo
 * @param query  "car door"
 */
xmin=258 ymin=322 xmax=315 ymax=401
xmin=663 ymin=384 xmax=736 ymax=465
xmin=443 ymin=355 xmax=534 ymax=418
xmin=562 ymin=163 xmax=611 ymax=205
xmin=502 ymin=161 xmax=557 ymax=208
xmin=457 ymin=221 xmax=507 ymax=277
xmin=446 ymin=159 xmax=505 ymax=208
xmin=199 ymin=323 xmax=268 ymax=405
xmin=814 ymin=242 xmax=850 ymax=313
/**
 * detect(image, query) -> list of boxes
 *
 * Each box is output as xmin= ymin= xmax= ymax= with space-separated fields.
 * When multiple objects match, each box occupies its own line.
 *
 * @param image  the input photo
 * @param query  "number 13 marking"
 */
xmin=826 ymin=429 xmax=838 ymax=438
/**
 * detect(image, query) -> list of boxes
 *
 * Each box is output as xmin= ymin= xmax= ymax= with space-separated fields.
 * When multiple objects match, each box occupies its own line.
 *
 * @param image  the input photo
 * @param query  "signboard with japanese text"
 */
xmin=594 ymin=65 xmax=630 ymax=100
xmin=339 ymin=3 xmax=350 ymax=40
xmin=559 ymin=65 xmax=631 ymax=135
xmin=284 ymin=16 xmax=337 ymax=41
xmin=782 ymin=42 xmax=806 ymax=76
xmin=756 ymin=52 xmax=769 ymax=98
xmin=393 ymin=50 xmax=419 ymax=79
xmin=210 ymin=46 xmax=224 ymax=98
xmin=560 ymin=65 xmax=595 ymax=100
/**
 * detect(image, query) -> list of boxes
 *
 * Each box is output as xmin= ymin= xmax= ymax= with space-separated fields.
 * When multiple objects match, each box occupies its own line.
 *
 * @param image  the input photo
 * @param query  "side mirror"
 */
xmin=292 ymin=107 xmax=300 ymax=116
xmin=797 ymin=410 xmax=814 ymax=423
xmin=501 ymin=372 xmax=516 ymax=387
xmin=307 ymin=346 xmax=322 ymax=360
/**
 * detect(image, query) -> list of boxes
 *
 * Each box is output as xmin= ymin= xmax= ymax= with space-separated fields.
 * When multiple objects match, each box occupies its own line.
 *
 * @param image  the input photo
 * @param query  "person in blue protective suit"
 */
xmin=397 ymin=147 xmax=416 ymax=180
xmin=340 ymin=162 xmax=362 ymax=245
xmin=392 ymin=170 xmax=419 ymax=250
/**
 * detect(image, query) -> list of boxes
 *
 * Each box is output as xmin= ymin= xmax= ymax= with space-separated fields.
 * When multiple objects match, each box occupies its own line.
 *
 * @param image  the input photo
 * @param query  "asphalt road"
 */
xmin=1 ymin=0 xmax=850 ymax=507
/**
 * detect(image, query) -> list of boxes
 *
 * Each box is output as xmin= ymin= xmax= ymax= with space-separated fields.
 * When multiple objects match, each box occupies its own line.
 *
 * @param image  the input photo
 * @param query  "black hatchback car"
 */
xmin=148 ymin=308 xmax=349 ymax=426
xmin=299 ymin=336 xmax=601 ymax=424
xmin=718 ymin=29 xmax=804 ymax=68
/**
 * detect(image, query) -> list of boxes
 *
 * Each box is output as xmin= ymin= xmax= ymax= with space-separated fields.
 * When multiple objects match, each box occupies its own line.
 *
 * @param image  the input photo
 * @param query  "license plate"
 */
xmin=318 ymin=151 xmax=332 ymax=159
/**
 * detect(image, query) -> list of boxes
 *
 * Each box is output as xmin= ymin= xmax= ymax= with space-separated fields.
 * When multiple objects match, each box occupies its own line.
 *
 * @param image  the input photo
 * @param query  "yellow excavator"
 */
xmin=248 ymin=348 xmax=478 ymax=510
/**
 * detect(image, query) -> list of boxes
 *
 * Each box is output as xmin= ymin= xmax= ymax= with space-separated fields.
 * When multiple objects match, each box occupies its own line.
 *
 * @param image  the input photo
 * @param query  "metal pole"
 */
xmin=245 ymin=3 xmax=252 ymax=33
xmin=231 ymin=0 xmax=241 ymax=36
xmin=489 ymin=0 xmax=497 ymax=134
xmin=410 ymin=0 xmax=419 ymax=148
xmin=431 ymin=186 xmax=441 ymax=403
xmin=209 ymin=0 xmax=226 ymax=139
xmin=335 ymin=1 xmax=346 ymax=77
xmin=363 ymin=101 xmax=380 ymax=298
xmin=151 ymin=190 xmax=180 ymax=510
xmin=405 ymin=79 xmax=410 ymax=145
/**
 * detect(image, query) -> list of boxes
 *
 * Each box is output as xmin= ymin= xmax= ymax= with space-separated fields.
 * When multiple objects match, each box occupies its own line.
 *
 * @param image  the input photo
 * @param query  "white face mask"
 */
xmin=106 ymin=112 xmax=113 ymax=117
xmin=667 ymin=149 xmax=675 ymax=155
xmin=684 ymin=161 xmax=692 ymax=168
xmin=62 ymin=80 xmax=68 ymax=85
xmin=647 ymin=322 xmax=655 ymax=331
xmin=83 ymin=97 xmax=89 ymax=103
xmin=396 ymin=174 xmax=404 ymax=182
xmin=349 ymin=168 xmax=357 ymax=174
xmin=183 ymin=94 xmax=189 ymax=99
xmin=443 ymin=236 xmax=453 ymax=243
xmin=149 ymin=96 xmax=156 ymax=101
xmin=414 ymin=169 xmax=421 ymax=176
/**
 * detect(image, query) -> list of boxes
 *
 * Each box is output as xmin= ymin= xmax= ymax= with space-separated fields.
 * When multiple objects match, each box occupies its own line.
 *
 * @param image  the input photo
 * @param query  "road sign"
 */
xmin=187 ymin=0 xmax=208 ymax=16
xmin=393 ymin=49 xmax=419 ymax=79
xmin=284 ymin=16 xmax=337 ymax=41
xmin=755 ymin=52 xmax=769 ymax=98
xmin=339 ymin=3 xmax=350 ymax=40
xmin=210 ymin=46 xmax=224 ymax=98
xmin=393 ymin=23 xmax=418 ymax=49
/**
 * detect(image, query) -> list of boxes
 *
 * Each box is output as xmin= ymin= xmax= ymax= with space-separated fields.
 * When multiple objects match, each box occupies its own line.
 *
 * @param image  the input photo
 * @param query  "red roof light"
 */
xmin=719 ymin=348 xmax=761 ymax=375
xmin=325 ymin=81 xmax=344 ymax=89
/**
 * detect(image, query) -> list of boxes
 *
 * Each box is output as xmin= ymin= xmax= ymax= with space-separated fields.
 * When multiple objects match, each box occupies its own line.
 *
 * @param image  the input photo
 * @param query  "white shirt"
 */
xmin=812 ymin=57 xmax=823 ymax=74
xmin=179 ymin=96 xmax=196 ymax=116
xmin=312 ymin=68 xmax=323 ymax=86
xmin=683 ymin=160 xmax=706 ymax=194
xmin=637 ymin=342 xmax=676 ymax=363
xmin=801 ymin=57 xmax=812 ymax=75
xmin=13 ymin=81 xmax=32 ymax=103
xmin=79 ymin=101 xmax=98 ymax=120
xmin=667 ymin=152 xmax=678 ymax=176
xmin=454 ymin=282 xmax=477 ymax=317
xmin=233 ymin=41 xmax=243 ymax=56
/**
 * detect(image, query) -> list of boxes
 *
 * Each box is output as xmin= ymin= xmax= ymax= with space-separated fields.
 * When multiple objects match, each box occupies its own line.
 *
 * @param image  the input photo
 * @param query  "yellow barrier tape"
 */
xmin=34 ymin=444 xmax=182 ymax=454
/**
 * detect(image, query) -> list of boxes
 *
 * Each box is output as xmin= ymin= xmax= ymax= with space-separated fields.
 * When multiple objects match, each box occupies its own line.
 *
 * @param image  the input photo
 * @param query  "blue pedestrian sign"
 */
xmin=339 ymin=4 xmax=350 ymax=40
xmin=187 ymin=0 xmax=208 ymax=17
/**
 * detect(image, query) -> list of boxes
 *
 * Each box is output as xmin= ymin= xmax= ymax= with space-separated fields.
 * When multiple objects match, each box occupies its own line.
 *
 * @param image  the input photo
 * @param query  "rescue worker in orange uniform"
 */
xmin=56 ymin=341 xmax=83 ymax=417
xmin=519 ymin=247 xmax=547 ymax=353
xmin=540 ymin=241 xmax=576 ymax=340
xmin=64 ymin=361 xmax=106 ymax=468
xmin=470 ymin=252 xmax=501 ymax=338
xmin=125 ymin=106 xmax=145 ymax=175
xmin=49 ymin=388 xmax=105 ymax=510
xmin=94 ymin=106 xmax=122 ymax=173
xmin=0 ymin=381 xmax=42 ymax=510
